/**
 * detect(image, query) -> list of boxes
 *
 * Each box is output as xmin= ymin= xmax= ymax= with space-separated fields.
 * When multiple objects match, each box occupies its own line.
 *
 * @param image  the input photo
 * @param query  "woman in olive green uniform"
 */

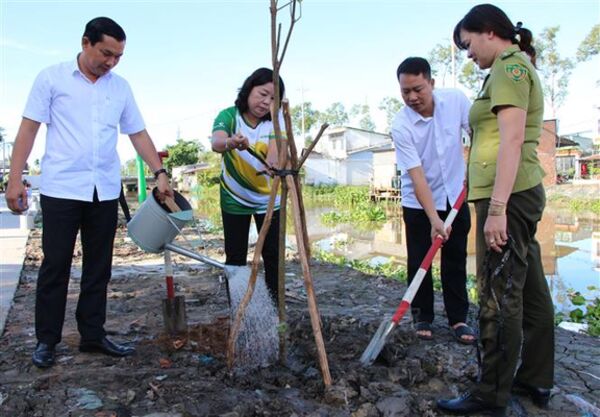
xmin=437 ymin=5 xmax=554 ymax=416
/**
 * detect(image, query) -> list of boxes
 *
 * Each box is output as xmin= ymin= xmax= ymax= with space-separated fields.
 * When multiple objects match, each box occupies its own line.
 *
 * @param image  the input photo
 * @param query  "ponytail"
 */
xmin=514 ymin=24 xmax=536 ymax=66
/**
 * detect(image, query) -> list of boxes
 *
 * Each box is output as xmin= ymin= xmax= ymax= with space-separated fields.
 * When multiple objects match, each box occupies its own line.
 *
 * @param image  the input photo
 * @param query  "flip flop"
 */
xmin=453 ymin=324 xmax=476 ymax=345
xmin=415 ymin=322 xmax=433 ymax=340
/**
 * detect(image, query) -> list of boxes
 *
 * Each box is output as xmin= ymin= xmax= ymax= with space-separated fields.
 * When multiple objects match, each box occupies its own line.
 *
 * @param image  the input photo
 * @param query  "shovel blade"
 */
xmin=162 ymin=295 xmax=188 ymax=335
xmin=360 ymin=318 xmax=396 ymax=366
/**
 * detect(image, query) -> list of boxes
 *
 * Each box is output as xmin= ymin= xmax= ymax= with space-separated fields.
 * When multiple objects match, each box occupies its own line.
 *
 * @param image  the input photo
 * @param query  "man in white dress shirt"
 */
xmin=5 ymin=17 xmax=173 ymax=368
xmin=392 ymin=57 xmax=475 ymax=343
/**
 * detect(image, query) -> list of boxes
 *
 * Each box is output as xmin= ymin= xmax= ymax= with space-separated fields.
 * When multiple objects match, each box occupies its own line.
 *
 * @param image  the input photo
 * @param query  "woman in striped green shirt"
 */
xmin=211 ymin=68 xmax=285 ymax=301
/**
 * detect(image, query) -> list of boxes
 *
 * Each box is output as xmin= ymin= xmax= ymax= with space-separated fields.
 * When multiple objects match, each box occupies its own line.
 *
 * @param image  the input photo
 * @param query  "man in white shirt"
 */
xmin=5 ymin=17 xmax=173 ymax=368
xmin=392 ymin=57 xmax=474 ymax=343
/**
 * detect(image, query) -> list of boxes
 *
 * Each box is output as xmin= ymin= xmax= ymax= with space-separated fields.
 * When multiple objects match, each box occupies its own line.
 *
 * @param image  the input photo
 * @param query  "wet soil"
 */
xmin=0 ymin=223 xmax=598 ymax=417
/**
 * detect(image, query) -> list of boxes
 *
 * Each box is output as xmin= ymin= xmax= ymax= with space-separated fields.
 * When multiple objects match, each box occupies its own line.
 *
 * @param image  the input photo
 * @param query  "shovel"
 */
xmin=360 ymin=186 xmax=467 ymax=366
xmin=160 ymin=197 xmax=188 ymax=335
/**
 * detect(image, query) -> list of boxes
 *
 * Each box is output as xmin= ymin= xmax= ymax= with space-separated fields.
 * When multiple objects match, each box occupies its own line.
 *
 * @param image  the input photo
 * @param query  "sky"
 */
xmin=1 ymin=0 xmax=599 ymax=165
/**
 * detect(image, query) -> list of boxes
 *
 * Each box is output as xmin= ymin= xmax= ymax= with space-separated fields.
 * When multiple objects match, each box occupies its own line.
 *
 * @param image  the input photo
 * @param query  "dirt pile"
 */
xmin=0 ymin=226 xmax=598 ymax=416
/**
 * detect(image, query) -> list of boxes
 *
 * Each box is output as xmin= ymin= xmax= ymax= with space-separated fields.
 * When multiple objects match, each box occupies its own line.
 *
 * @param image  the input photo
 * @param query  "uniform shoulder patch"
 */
xmin=505 ymin=63 xmax=528 ymax=82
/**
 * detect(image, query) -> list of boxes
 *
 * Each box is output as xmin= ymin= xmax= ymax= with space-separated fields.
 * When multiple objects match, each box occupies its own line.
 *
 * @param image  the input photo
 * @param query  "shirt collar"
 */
xmin=404 ymin=89 xmax=442 ymax=125
xmin=71 ymin=54 xmax=113 ymax=81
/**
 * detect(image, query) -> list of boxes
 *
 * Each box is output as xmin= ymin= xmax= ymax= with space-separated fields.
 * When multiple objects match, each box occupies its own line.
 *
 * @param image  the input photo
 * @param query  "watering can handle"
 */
xmin=163 ymin=196 xmax=181 ymax=213
xmin=119 ymin=187 xmax=132 ymax=222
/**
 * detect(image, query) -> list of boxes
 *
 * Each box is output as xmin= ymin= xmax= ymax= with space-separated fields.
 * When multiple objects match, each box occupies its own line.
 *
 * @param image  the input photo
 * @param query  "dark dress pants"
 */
xmin=402 ymin=200 xmax=471 ymax=325
xmin=473 ymin=184 xmax=554 ymax=406
xmin=36 ymin=192 xmax=118 ymax=345
xmin=221 ymin=209 xmax=280 ymax=301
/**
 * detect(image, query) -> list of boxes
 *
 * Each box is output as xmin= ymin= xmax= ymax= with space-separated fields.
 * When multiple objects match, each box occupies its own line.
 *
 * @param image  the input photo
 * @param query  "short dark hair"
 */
xmin=83 ymin=17 xmax=126 ymax=45
xmin=396 ymin=57 xmax=432 ymax=80
xmin=235 ymin=68 xmax=285 ymax=122
xmin=453 ymin=4 xmax=536 ymax=65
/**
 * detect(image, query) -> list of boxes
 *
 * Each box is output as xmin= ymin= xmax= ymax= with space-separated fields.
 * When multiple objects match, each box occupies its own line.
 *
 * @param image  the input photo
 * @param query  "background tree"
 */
xmin=459 ymin=60 xmax=487 ymax=98
xmin=350 ymin=103 xmax=376 ymax=131
xmin=428 ymin=43 xmax=464 ymax=87
xmin=576 ymin=24 xmax=600 ymax=62
xmin=577 ymin=24 xmax=600 ymax=86
xmin=291 ymin=101 xmax=320 ymax=139
xmin=378 ymin=96 xmax=403 ymax=132
xmin=320 ymin=102 xmax=349 ymax=128
xmin=163 ymin=138 xmax=202 ymax=173
xmin=121 ymin=158 xmax=139 ymax=176
xmin=536 ymin=26 xmax=575 ymax=117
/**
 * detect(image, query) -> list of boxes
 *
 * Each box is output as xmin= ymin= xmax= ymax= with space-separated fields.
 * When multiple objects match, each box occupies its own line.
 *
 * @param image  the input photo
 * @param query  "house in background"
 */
xmin=303 ymin=126 xmax=391 ymax=186
xmin=172 ymin=162 xmax=210 ymax=192
xmin=367 ymin=119 xmax=558 ymax=192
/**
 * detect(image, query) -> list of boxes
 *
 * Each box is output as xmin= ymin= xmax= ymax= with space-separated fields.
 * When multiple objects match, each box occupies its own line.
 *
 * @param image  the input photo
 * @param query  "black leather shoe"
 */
xmin=79 ymin=337 xmax=135 ymax=357
xmin=437 ymin=391 xmax=506 ymax=416
xmin=512 ymin=380 xmax=551 ymax=408
xmin=32 ymin=342 xmax=56 ymax=368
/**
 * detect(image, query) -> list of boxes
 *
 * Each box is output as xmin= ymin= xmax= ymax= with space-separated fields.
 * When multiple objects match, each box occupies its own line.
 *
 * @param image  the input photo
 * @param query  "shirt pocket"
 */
xmin=468 ymin=160 xmax=496 ymax=190
xmin=102 ymin=97 xmax=126 ymax=127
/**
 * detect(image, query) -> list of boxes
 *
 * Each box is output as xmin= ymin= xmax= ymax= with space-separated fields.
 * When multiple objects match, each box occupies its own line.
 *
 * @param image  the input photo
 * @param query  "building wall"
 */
xmin=372 ymin=151 xmax=397 ymax=189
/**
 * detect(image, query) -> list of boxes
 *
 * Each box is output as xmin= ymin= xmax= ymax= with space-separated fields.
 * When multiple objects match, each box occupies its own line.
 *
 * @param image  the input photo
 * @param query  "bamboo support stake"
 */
xmin=277 ymin=179 xmax=288 ymax=364
xmin=298 ymin=123 xmax=329 ymax=168
xmin=282 ymin=100 xmax=310 ymax=258
xmin=285 ymin=174 xmax=332 ymax=386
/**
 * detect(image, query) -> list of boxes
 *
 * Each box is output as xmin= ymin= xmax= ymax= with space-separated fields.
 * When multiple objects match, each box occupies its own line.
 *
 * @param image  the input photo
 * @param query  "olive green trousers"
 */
xmin=473 ymin=184 xmax=554 ymax=406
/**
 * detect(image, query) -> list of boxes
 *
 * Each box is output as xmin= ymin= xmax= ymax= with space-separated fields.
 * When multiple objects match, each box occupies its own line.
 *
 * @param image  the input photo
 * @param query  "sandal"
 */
xmin=453 ymin=324 xmax=476 ymax=345
xmin=415 ymin=322 xmax=433 ymax=340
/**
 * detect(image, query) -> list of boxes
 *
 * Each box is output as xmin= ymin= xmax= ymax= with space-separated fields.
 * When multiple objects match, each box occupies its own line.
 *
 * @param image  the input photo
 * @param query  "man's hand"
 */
xmin=155 ymin=173 xmax=174 ymax=201
xmin=6 ymin=179 xmax=28 ymax=214
xmin=430 ymin=216 xmax=450 ymax=242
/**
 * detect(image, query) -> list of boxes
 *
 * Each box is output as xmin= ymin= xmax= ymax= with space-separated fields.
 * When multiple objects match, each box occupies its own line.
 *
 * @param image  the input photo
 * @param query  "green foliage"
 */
xmin=569 ymin=199 xmax=600 ymax=214
xmin=291 ymin=102 xmax=321 ymax=138
xmin=537 ymin=26 xmax=575 ymax=115
xmin=562 ymin=287 xmax=600 ymax=337
xmin=192 ymin=183 xmax=222 ymax=232
xmin=305 ymin=184 xmax=370 ymax=205
xmin=576 ymin=24 xmax=600 ymax=62
xmin=350 ymin=103 xmax=376 ymax=131
xmin=321 ymin=102 xmax=349 ymax=127
xmin=163 ymin=139 xmax=202 ymax=173
xmin=378 ymin=96 xmax=404 ymax=132
xmin=547 ymin=193 xmax=600 ymax=214
xmin=428 ymin=43 xmax=464 ymax=86
xmin=321 ymin=201 xmax=386 ymax=224
xmin=196 ymin=150 xmax=222 ymax=186
xmin=459 ymin=61 xmax=486 ymax=99
xmin=313 ymin=249 xmax=407 ymax=282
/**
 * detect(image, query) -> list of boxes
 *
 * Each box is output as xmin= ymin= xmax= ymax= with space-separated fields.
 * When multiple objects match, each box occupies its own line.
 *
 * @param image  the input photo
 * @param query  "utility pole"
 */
xmin=298 ymin=83 xmax=308 ymax=143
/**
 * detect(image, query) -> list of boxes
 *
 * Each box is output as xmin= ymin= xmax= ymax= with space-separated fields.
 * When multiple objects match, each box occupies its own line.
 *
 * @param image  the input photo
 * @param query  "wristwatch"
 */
xmin=153 ymin=168 xmax=168 ymax=179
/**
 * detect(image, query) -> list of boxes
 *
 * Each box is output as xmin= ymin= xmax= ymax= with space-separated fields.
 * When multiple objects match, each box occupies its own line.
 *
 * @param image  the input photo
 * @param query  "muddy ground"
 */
xmin=0 ymin=221 xmax=598 ymax=417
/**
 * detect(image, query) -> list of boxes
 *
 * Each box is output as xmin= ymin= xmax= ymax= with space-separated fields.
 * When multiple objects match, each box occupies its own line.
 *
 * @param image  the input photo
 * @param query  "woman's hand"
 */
xmin=484 ymin=214 xmax=508 ymax=253
xmin=230 ymin=133 xmax=249 ymax=151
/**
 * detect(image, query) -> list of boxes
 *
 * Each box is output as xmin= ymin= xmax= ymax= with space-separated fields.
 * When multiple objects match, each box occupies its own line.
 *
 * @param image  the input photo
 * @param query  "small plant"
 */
xmin=564 ymin=287 xmax=600 ymax=337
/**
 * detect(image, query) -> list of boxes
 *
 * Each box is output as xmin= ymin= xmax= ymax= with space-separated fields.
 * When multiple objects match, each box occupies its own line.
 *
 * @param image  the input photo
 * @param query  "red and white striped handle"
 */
xmin=391 ymin=187 xmax=467 ymax=324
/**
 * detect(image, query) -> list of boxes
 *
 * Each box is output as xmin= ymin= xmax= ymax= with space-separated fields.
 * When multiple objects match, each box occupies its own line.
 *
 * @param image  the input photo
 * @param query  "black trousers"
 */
xmin=36 ymin=191 xmax=118 ymax=345
xmin=221 ymin=209 xmax=280 ymax=301
xmin=473 ymin=184 xmax=554 ymax=406
xmin=402 ymin=200 xmax=471 ymax=325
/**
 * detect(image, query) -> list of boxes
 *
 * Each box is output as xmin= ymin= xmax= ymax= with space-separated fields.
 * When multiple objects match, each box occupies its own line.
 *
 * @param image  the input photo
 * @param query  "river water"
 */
xmin=293 ymin=203 xmax=600 ymax=314
xmin=191 ymin=194 xmax=599 ymax=315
